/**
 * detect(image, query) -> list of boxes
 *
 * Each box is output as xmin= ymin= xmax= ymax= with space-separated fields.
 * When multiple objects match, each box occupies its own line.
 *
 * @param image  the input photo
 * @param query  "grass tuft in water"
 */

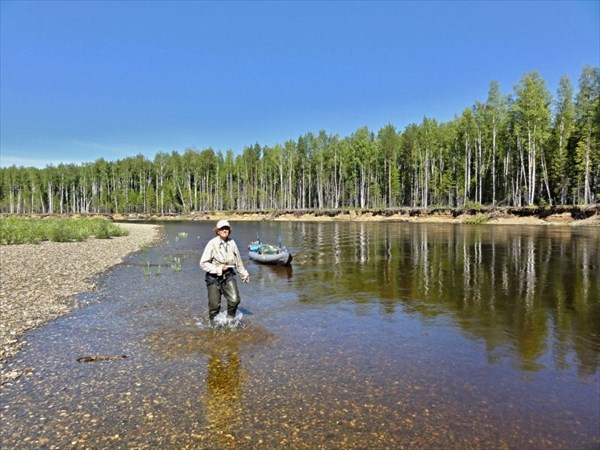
xmin=171 ymin=257 xmax=182 ymax=272
xmin=175 ymin=232 xmax=188 ymax=242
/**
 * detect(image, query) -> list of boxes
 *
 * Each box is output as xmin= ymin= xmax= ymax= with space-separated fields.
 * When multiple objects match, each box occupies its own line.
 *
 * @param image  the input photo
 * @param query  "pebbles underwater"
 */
xmin=0 ymin=222 xmax=162 ymax=383
xmin=1 ymin=221 xmax=598 ymax=449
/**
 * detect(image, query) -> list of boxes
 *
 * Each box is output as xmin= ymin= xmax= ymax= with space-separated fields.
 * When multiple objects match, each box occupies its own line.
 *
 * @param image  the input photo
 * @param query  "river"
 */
xmin=1 ymin=221 xmax=598 ymax=449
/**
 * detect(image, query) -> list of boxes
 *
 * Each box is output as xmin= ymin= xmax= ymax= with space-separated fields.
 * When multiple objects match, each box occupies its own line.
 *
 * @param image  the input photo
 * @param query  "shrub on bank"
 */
xmin=0 ymin=217 xmax=128 ymax=245
xmin=463 ymin=214 xmax=490 ymax=224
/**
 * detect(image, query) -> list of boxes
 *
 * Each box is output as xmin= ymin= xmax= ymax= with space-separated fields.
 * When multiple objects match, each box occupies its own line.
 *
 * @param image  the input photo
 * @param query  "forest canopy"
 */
xmin=1 ymin=66 xmax=599 ymax=214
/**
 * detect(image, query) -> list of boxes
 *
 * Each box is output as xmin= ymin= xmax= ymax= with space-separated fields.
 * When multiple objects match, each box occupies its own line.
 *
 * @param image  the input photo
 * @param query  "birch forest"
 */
xmin=1 ymin=67 xmax=599 ymax=214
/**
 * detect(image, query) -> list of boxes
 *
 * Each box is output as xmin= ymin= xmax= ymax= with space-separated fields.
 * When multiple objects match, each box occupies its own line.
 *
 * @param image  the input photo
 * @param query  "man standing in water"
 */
xmin=200 ymin=220 xmax=250 ymax=327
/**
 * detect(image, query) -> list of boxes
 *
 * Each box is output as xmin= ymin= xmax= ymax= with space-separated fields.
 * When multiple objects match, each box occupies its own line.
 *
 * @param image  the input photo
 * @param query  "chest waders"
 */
xmin=205 ymin=270 xmax=240 ymax=323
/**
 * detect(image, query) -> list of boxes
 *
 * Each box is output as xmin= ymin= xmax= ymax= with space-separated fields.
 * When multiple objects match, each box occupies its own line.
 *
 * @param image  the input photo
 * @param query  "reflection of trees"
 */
xmin=255 ymin=265 xmax=293 ymax=290
xmin=204 ymin=350 xmax=246 ymax=448
xmin=300 ymin=223 xmax=599 ymax=375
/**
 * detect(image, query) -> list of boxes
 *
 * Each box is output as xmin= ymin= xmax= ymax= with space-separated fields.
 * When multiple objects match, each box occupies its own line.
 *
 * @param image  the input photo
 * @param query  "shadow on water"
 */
xmin=1 ymin=221 xmax=599 ymax=449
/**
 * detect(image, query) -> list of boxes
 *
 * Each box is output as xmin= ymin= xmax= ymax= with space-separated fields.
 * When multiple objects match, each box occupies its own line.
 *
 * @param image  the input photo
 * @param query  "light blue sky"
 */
xmin=1 ymin=0 xmax=598 ymax=168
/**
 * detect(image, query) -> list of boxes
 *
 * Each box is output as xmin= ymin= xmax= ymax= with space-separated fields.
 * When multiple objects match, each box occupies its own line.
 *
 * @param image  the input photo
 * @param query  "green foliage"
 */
xmin=164 ymin=254 xmax=182 ymax=272
xmin=0 ymin=66 xmax=597 ymax=212
xmin=549 ymin=75 xmax=575 ymax=203
xmin=463 ymin=214 xmax=489 ymax=224
xmin=49 ymin=221 xmax=80 ymax=242
xmin=0 ymin=217 xmax=128 ymax=245
xmin=0 ymin=218 xmax=44 ymax=244
xmin=171 ymin=257 xmax=182 ymax=272
xmin=174 ymin=231 xmax=188 ymax=242
xmin=465 ymin=201 xmax=483 ymax=211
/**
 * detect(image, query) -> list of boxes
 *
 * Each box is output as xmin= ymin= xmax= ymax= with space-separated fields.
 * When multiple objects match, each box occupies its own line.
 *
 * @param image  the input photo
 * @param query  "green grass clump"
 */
xmin=465 ymin=201 xmax=484 ymax=212
xmin=463 ymin=214 xmax=490 ymax=224
xmin=0 ymin=217 xmax=128 ymax=245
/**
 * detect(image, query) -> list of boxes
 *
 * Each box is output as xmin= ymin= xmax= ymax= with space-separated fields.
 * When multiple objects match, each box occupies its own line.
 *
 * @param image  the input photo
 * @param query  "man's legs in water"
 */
xmin=207 ymin=283 xmax=222 ymax=325
xmin=222 ymin=277 xmax=241 ymax=318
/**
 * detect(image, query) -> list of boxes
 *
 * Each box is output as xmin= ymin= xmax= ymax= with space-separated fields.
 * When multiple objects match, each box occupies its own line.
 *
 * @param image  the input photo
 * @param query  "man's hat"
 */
xmin=214 ymin=219 xmax=231 ymax=232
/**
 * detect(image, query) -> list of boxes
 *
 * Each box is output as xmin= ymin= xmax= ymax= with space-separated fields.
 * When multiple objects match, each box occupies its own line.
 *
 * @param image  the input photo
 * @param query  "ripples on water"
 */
xmin=1 ymin=221 xmax=598 ymax=449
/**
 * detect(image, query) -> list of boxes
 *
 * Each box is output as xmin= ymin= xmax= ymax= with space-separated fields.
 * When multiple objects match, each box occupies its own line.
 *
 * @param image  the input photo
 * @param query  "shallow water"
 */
xmin=1 ymin=221 xmax=599 ymax=449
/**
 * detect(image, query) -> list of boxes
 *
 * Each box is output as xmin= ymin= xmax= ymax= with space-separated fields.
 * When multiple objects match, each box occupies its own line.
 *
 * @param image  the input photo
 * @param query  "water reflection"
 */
xmin=290 ymin=223 xmax=599 ymax=377
xmin=1 ymin=221 xmax=597 ymax=449
xmin=255 ymin=265 xmax=293 ymax=288
xmin=204 ymin=348 xmax=246 ymax=448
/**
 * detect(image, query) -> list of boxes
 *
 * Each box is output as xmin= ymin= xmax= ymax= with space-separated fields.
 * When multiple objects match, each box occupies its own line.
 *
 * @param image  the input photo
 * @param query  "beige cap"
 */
xmin=214 ymin=219 xmax=231 ymax=232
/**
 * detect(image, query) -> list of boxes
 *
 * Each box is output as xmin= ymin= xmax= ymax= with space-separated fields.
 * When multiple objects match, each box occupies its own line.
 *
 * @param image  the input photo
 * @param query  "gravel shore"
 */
xmin=0 ymin=223 xmax=162 ymax=383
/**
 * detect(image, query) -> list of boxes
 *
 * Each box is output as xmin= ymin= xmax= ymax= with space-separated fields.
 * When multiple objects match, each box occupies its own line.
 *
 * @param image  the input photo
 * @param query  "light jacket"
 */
xmin=200 ymin=236 xmax=249 ymax=281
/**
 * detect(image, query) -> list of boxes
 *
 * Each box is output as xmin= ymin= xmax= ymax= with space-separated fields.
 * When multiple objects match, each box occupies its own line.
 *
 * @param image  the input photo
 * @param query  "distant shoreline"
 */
xmin=5 ymin=205 xmax=598 ymax=226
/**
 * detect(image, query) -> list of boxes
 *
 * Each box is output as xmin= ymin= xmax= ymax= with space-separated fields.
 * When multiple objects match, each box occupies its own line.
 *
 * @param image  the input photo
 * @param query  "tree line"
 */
xmin=1 ymin=66 xmax=598 ymax=215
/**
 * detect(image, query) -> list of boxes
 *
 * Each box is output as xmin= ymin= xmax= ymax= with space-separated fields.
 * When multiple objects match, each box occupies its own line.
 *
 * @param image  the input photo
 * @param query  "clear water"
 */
xmin=206 ymin=311 xmax=245 ymax=329
xmin=1 ymin=221 xmax=598 ymax=449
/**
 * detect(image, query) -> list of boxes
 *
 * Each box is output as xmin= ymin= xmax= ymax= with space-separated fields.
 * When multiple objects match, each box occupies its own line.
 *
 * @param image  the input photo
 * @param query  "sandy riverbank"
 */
xmin=0 ymin=223 xmax=162 ymax=384
xmin=111 ymin=205 xmax=600 ymax=227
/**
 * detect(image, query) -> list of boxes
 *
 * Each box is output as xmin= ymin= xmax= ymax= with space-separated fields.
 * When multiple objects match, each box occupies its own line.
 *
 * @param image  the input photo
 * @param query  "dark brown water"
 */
xmin=1 ymin=221 xmax=599 ymax=449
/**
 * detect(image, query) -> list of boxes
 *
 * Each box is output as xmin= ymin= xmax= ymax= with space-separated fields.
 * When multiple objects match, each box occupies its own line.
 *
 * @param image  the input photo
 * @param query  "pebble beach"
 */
xmin=0 ymin=222 xmax=162 ymax=383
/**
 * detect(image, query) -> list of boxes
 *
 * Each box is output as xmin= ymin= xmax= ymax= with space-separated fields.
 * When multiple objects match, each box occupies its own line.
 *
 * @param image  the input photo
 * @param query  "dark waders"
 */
xmin=206 ymin=270 xmax=240 ymax=324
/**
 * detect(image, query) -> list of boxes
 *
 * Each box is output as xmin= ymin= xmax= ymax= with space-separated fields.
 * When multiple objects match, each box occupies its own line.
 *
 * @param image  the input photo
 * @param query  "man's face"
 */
xmin=218 ymin=227 xmax=231 ymax=238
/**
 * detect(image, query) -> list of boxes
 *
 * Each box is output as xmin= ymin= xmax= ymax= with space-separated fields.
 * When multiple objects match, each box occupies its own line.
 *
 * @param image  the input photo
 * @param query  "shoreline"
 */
xmin=0 ymin=222 xmax=163 ymax=384
xmin=108 ymin=205 xmax=599 ymax=226
xmin=3 ymin=205 xmax=598 ymax=226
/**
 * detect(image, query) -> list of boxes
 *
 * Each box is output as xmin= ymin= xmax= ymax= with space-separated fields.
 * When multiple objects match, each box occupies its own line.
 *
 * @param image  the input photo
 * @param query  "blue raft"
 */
xmin=248 ymin=239 xmax=293 ymax=266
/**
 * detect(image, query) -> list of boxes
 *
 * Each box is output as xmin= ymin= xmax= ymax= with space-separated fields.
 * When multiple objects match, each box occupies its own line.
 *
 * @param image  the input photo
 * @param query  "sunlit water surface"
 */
xmin=1 ymin=221 xmax=599 ymax=449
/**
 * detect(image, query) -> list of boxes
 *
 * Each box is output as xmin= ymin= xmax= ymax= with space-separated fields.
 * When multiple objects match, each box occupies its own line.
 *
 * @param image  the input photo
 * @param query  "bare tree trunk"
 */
xmin=519 ymin=138 xmax=527 ymax=207
xmin=540 ymin=150 xmax=552 ymax=205
xmin=39 ymin=191 xmax=46 ymax=213
xmin=423 ymin=147 xmax=429 ymax=207
xmin=59 ymin=178 xmax=64 ymax=214
xmin=492 ymin=118 xmax=497 ymax=205
xmin=17 ymin=188 xmax=22 ymax=214
xmin=30 ymin=184 xmax=35 ymax=214
xmin=584 ymin=139 xmax=592 ymax=205
xmin=9 ymin=181 xmax=14 ymax=214
xmin=527 ymin=127 xmax=537 ymax=205
xmin=47 ymin=181 xmax=53 ymax=213
xmin=463 ymin=136 xmax=470 ymax=206
xmin=155 ymin=174 xmax=159 ymax=214
xmin=558 ymin=121 xmax=567 ymax=204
